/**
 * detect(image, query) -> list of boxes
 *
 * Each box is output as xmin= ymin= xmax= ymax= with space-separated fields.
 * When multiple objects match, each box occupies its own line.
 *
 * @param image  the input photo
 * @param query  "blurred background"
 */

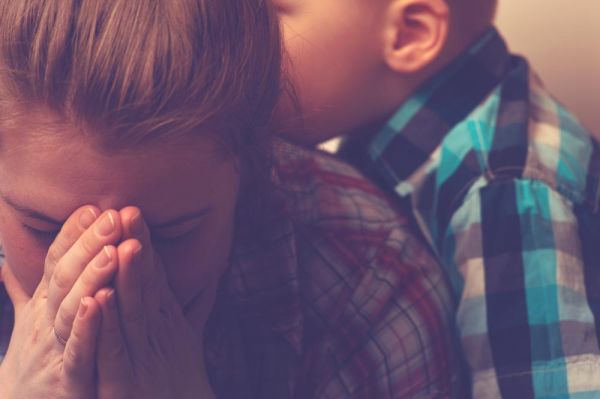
xmin=496 ymin=0 xmax=600 ymax=134
xmin=320 ymin=1 xmax=600 ymax=152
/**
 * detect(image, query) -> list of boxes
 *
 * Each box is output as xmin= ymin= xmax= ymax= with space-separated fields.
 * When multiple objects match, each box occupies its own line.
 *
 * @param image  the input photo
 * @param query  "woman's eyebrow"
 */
xmin=0 ymin=193 xmax=63 ymax=225
xmin=150 ymin=208 xmax=211 ymax=229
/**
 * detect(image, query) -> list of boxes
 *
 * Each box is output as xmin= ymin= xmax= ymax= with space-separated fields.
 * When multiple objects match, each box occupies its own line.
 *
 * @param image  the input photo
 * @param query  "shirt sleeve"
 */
xmin=302 ymin=227 xmax=464 ymax=399
xmin=444 ymin=177 xmax=600 ymax=398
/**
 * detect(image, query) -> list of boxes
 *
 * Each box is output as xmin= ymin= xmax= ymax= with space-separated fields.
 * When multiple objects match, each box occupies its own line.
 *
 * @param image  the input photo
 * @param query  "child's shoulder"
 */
xmin=272 ymin=140 xmax=408 ymax=229
xmin=523 ymin=75 xmax=600 ymax=205
xmin=270 ymin=140 xmax=442 ymax=286
xmin=440 ymin=71 xmax=600 ymax=207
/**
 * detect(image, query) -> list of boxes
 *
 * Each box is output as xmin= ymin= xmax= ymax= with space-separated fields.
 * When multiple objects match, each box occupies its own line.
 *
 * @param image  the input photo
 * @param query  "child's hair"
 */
xmin=449 ymin=0 xmax=498 ymax=35
xmin=0 ymin=0 xmax=282 ymax=151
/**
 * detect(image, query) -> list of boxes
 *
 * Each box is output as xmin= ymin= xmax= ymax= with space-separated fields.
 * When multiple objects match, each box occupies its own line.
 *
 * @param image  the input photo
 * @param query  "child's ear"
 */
xmin=381 ymin=0 xmax=450 ymax=74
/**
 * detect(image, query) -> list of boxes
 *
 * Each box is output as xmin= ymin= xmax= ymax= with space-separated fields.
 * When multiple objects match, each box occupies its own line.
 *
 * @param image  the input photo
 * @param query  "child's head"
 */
xmin=276 ymin=0 xmax=498 ymax=144
xmin=0 ymin=0 xmax=281 ymax=303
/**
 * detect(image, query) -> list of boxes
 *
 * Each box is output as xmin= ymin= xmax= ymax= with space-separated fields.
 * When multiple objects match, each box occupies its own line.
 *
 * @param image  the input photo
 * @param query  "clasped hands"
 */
xmin=0 ymin=206 xmax=215 ymax=399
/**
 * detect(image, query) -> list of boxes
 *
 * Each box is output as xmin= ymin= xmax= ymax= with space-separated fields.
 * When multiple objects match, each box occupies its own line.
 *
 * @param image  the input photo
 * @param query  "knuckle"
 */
xmin=51 ymin=267 xmax=71 ymax=292
xmin=80 ymin=266 xmax=100 ymax=288
xmin=63 ymin=345 xmax=84 ymax=373
xmin=57 ymin=305 xmax=75 ymax=331
xmin=78 ymin=233 xmax=97 ymax=257
xmin=44 ymin=244 xmax=62 ymax=270
xmin=70 ymin=320 xmax=86 ymax=343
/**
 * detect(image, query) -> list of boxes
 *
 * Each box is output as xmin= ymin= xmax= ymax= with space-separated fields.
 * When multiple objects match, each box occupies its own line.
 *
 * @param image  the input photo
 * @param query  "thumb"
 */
xmin=1 ymin=264 xmax=30 ymax=313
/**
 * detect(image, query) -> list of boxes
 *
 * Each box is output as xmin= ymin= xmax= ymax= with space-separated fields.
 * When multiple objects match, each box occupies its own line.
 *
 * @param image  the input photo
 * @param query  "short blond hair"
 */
xmin=0 ymin=0 xmax=282 ymax=150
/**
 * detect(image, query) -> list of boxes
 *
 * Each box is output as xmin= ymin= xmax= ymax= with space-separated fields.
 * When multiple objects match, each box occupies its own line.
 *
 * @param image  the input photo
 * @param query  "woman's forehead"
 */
xmin=0 ymin=124 xmax=239 ymax=223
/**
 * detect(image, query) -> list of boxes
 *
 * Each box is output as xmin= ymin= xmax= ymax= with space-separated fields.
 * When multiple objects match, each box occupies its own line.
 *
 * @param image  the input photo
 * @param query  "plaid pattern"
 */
xmin=0 ymin=142 xmax=463 ymax=397
xmin=0 ymin=250 xmax=10 ymax=364
xmin=339 ymin=28 xmax=600 ymax=398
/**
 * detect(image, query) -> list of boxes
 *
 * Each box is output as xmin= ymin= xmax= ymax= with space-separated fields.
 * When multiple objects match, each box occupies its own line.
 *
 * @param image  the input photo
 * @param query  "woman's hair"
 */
xmin=0 ymin=0 xmax=282 ymax=150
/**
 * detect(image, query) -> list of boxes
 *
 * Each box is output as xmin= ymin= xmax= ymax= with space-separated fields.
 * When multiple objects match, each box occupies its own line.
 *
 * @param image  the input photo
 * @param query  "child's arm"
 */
xmin=446 ymin=179 xmax=600 ymax=397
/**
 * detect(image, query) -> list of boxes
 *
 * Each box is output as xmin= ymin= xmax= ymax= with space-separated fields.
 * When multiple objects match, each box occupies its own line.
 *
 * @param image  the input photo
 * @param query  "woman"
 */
xmin=0 ymin=0 xmax=460 ymax=397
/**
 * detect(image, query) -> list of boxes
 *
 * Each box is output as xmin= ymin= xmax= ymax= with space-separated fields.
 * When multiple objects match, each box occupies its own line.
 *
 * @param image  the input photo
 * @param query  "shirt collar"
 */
xmin=364 ymin=27 xmax=512 ymax=183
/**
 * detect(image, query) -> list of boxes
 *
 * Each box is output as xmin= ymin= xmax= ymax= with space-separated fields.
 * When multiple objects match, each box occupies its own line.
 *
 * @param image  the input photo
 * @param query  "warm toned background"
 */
xmin=496 ymin=1 xmax=600 ymax=134
xmin=320 ymin=2 xmax=600 ymax=152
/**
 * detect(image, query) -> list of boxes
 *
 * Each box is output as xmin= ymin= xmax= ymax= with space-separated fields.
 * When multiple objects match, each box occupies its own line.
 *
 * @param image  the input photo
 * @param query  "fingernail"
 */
xmin=79 ymin=208 xmax=98 ymax=229
xmin=96 ymin=246 xmax=112 ymax=268
xmin=131 ymin=242 xmax=143 ymax=263
xmin=130 ymin=212 xmax=143 ymax=236
xmin=96 ymin=212 xmax=115 ymax=237
xmin=78 ymin=298 xmax=89 ymax=318
xmin=106 ymin=289 xmax=116 ymax=308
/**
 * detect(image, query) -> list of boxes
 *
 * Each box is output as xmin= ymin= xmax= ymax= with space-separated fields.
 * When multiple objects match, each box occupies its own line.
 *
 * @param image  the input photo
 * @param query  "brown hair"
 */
xmin=0 ymin=0 xmax=282 ymax=150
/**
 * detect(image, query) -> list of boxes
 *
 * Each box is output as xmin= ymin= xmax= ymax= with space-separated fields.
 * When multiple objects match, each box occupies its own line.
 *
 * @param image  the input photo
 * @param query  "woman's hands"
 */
xmin=92 ymin=207 xmax=217 ymax=399
xmin=0 ymin=205 xmax=217 ymax=399
xmin=0 ymin=206 xmax=122 ymax=399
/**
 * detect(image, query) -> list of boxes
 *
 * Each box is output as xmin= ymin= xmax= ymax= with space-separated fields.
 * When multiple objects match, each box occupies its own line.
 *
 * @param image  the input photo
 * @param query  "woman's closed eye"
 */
xmin=23 ymin=223 xmax=60 ymax=239
xmin=150 ymin=219 xmax=205 ymax=243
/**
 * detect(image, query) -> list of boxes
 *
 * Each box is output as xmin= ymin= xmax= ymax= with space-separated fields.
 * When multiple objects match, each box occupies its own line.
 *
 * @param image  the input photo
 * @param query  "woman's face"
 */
xmin=0 ymin=116 xmax=240 ymax=308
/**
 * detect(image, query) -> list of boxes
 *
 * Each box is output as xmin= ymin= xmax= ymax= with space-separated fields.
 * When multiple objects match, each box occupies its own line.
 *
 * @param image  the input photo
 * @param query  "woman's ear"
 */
xmin=381 ymin=0 xmax=450 ymax=74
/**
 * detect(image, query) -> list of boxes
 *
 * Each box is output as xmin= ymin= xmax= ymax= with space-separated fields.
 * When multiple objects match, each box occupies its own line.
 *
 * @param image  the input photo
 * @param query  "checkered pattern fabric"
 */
xmin=0 ymin=143 xmax=463 ymax=398
xmin=339 ymin=28 xmax=600 ymax=398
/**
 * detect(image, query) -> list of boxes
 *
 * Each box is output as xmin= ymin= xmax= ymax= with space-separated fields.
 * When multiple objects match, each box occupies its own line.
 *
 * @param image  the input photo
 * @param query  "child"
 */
xmin=277 ymin=0 xmax=600 ymax=397
xmin=0 ymin=0 xmax=461 ymax=397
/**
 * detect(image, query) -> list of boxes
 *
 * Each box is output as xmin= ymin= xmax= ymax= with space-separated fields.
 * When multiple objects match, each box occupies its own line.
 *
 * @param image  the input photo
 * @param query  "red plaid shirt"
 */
xmin=0 ymin=142 xmax=463 ymax=398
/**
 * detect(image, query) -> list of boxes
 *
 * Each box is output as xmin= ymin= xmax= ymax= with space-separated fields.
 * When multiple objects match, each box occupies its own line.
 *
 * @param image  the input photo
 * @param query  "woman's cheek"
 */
xmin=1 ymin=227 xmax=48 ymax=295
xmin=157 ymin=224 xmax=233 ymax=307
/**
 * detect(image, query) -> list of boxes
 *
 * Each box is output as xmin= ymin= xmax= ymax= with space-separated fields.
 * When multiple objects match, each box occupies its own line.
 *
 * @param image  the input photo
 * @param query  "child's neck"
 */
xmin=344 ymin=24 xmax=496 ymax=143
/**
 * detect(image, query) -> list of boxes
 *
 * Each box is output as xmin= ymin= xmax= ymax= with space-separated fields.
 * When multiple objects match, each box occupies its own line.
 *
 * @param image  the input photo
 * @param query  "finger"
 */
xmin=62 ymin=297 xmax=101 ymax=387
xmin=115 ymin=239 xmax=147 ymax=358
xmin=120 ymin=207 xmax=161 ymax=274
xmin=121 ymin=208 xmax=180 ymax=338
xmin=54 ymin=245 xmax=118 ymax=343
xmin=47 ymin=210 xmax=121 ymax=315
xmin=120 ymin=207 xmax=169 ymax=313
xmin=1 ymin=263 xmax=30 ymax=313
xmin=120 ymin=207 xmax=165 ymax=281
xmin=96 ymin=288 xmax=134 ymax=390
xmin=184 ymin=283 xmax=218 ymax=336
xmin=41 ymin=206 xmax=100 ymax=287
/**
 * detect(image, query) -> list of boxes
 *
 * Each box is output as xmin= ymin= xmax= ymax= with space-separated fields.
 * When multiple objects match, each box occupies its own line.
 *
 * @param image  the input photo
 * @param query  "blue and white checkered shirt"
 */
xmin=340 ymin=28 xmax=600 ymax=398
